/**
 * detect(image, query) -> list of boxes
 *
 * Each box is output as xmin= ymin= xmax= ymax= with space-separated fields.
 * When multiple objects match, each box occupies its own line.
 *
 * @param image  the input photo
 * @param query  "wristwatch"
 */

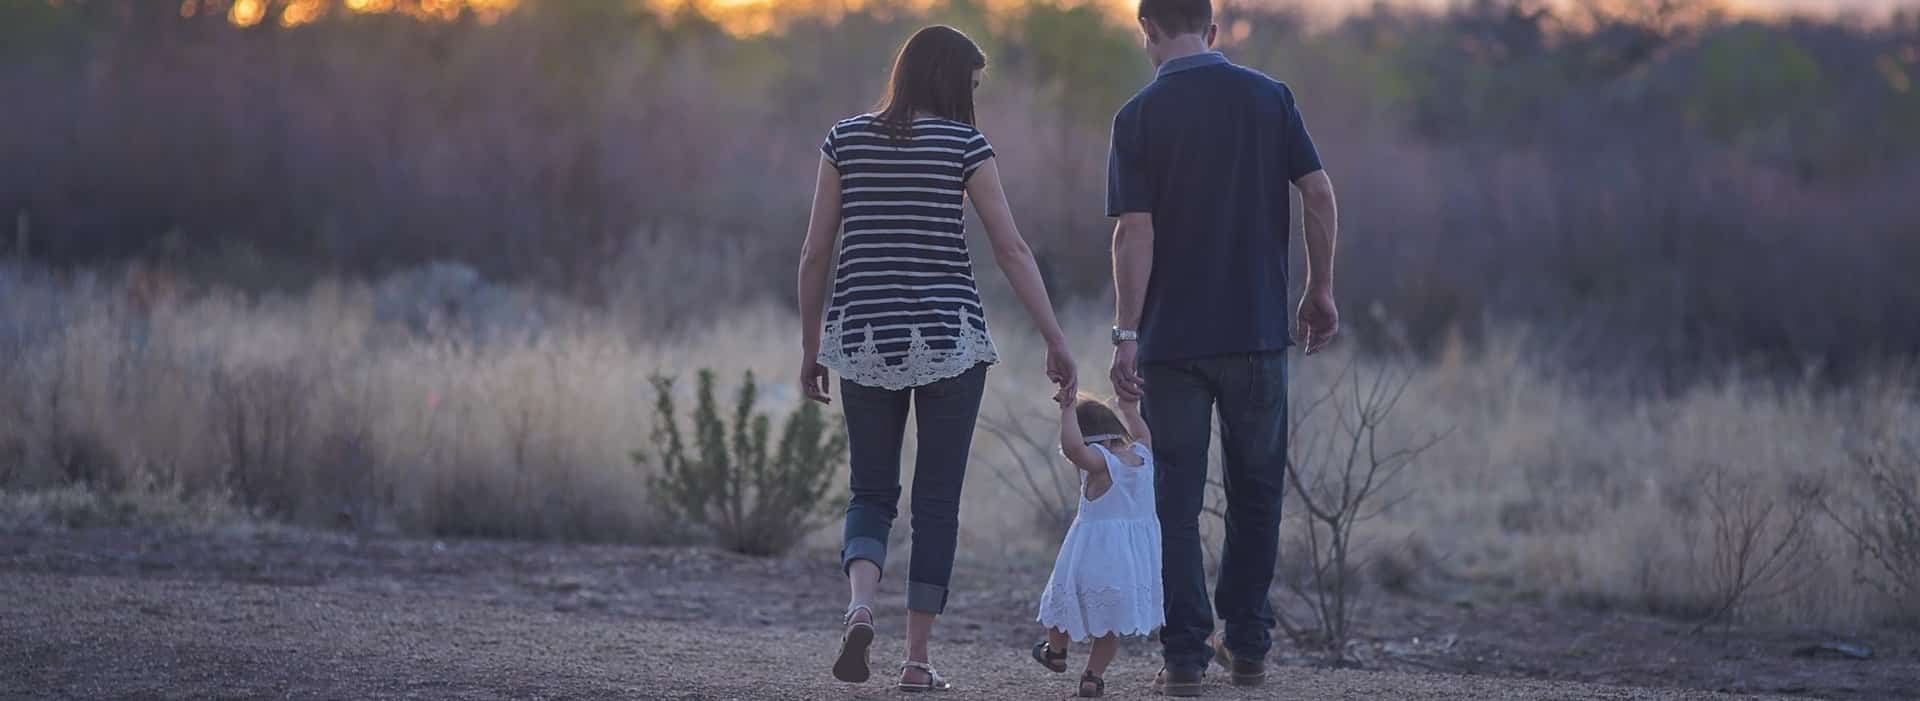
xmin=1111 ymin=327 xmax=1139 ymax=345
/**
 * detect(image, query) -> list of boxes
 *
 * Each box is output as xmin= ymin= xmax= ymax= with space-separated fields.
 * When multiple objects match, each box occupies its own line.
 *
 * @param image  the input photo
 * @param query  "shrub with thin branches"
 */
xmin=1822 ymin=442 xmax=1920 ymax=624
xmin=1689 ymin=464 xmax=1824 ymax=633
xmin=210 ymin=363 xmax=313 ymax=517
xmin=978 ymin=399 xmax=1078 ymax=541
xmin=1278 ymin=362 xmax=1443 ymax=665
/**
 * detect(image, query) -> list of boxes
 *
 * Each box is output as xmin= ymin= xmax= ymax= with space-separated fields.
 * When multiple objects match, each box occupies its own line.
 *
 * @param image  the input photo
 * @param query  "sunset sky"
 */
xmin=200 ymin=0 xmax=1913 ymax=33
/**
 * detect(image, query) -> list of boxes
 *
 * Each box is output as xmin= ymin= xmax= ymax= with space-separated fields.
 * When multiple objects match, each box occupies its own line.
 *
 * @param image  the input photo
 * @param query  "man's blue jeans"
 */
xmin=1144 ymin=351 xmax=1288 ymax=674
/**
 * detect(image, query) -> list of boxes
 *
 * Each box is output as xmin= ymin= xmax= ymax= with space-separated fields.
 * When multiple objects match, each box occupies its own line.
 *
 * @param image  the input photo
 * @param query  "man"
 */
xmin=1104 ymin=0 xmax=1340 ymax=696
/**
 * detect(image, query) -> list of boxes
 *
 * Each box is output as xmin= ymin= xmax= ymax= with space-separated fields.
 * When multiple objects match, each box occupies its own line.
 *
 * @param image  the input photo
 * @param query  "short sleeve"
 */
xmin=961 ymin=128 xmax=994 ymax=182
xmin=1280 ymin=84 xmax=1323 ymax=182
xmin=820 ymin=125 xmax=839 ymax=166
xmin=1105 ymin=103 xmax=1153 ymax=216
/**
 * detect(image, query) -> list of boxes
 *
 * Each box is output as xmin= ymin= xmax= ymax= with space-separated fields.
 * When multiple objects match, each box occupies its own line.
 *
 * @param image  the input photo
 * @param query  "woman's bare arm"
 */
xmin=797 ymin=155 xmax=841 ymax=402
xmin=965 ymin=158 xmax=1076 ymax=394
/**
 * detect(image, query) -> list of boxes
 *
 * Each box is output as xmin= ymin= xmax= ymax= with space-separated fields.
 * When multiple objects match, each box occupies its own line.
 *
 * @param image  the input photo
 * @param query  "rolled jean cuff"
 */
xmin=906 ymin=581 xmax=949 ymax=614
xmin=842 ymin=536 xmax=888 ymax=577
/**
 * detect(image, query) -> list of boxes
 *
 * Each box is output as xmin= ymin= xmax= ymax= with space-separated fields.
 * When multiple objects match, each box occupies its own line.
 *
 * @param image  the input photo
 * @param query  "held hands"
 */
xmin=1295 ymin=287 xmax=1340 ymax=355
xmin=1046 ymin=338 xmax=1078 ymax=404
xmin=1109 ymin=341 xmax=1145 ymax=402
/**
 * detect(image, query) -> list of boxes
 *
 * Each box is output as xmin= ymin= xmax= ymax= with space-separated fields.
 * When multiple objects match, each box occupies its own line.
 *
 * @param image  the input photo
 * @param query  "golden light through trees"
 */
xmin=122 ymin=0 xmax=1920 ymax=38
xmin=169 ymin=0 xmax=522 ymax=28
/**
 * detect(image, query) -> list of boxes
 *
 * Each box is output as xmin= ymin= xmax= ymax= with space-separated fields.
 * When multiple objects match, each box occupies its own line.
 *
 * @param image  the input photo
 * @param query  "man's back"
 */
xmin=1106 ymin=53 xmax=1322 ymax=363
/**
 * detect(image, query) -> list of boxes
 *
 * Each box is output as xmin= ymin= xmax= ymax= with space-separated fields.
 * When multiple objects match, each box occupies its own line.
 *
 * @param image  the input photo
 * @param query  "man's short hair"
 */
xmin=1138 ymin=0 xmax=1211 ymax=37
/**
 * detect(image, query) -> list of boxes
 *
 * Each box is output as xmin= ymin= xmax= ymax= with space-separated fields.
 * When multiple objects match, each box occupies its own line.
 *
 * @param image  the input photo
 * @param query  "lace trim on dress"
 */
xmin=818 ymin=316 xmax=999 ymax=391
xmin=1037 ymin=580 xmax=1165 ymax=642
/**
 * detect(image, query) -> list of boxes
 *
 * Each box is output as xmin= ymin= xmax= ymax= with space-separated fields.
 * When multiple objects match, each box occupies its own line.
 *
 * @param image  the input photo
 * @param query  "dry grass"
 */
xmin=0 ymin=263 xmax=1914 ymax=628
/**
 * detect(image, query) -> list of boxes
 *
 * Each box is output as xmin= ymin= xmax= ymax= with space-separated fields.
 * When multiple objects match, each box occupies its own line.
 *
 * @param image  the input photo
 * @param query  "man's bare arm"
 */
xmin=1113 ymin=212 xmax=1153 ymax=331
xmin=1295 ymin=170 xmax=1340 ymax=353
xmin=1297 ymin=171 xmax=1337 ymax=291
xmin=1110 ymin=212 xmax=1154 ymax=399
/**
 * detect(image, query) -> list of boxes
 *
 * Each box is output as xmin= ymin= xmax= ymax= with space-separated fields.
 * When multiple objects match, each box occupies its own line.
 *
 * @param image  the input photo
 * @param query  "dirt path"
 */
xmin=0 ymin=529 xmax=1847 ymax=700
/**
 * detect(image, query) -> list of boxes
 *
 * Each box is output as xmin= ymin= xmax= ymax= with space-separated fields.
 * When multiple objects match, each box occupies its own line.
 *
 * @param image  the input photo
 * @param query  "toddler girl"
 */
xmin=1031 ymin=391 xmax=1163 ymax=697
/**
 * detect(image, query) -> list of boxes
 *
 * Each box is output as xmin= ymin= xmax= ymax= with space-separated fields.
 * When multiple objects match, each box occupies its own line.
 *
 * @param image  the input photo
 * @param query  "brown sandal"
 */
xmin=831 ymin=605 xmax=875 ymax=683
xmin=1031 ymin=641 xmax=1068 ymax=673
xmin=1077 ymin=671 xmax=1106 ymax=698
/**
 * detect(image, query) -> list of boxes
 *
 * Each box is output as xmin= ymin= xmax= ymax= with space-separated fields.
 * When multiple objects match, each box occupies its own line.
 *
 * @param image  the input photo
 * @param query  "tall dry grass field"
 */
xmin=0 ymin=262 xmax=1913 ymax=629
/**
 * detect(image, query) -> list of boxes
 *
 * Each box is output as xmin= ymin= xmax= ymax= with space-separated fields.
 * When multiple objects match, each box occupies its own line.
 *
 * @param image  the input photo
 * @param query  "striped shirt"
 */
xmin=816 ymin=115 xmax=1000 ymax=390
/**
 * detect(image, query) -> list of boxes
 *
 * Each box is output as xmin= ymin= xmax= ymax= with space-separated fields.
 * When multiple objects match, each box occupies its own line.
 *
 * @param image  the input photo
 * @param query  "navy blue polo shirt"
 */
xmin=1107 ymin=52 xmax=1323 ymax=364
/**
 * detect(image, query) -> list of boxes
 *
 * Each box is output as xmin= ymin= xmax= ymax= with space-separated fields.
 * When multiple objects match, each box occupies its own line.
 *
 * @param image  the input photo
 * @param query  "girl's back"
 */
xmin=1077 ymin=442 xmax=1156 ymax=522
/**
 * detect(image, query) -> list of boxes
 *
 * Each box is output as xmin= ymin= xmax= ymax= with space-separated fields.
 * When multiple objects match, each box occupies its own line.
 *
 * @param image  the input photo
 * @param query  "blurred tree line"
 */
xmin=1 ymin=0 xmax=1916 ymax=384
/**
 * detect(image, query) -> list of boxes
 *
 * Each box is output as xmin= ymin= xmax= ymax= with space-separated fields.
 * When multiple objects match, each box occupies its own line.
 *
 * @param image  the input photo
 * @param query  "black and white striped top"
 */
xmin=816 ymin=115 xmax=1000 ymax=390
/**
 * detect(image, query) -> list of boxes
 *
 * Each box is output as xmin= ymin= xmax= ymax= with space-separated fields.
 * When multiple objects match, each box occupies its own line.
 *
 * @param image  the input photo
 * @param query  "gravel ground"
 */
xmin=0 ymin=528 xmax=1855 ymax=700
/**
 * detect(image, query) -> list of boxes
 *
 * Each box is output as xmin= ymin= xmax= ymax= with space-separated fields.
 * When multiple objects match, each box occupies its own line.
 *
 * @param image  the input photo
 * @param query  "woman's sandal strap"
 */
xmin=843 ymin=605 xmax=874 ymax=626
xmin=898 ymin=661 xmax=951 ymax=692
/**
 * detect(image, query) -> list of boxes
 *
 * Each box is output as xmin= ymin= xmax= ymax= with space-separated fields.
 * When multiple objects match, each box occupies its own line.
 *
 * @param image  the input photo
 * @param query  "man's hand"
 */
xmin=1295 ymin=288 xmax=1339 ymax=355
xmin=1109 ymin=341 xmax=1145 ymax=401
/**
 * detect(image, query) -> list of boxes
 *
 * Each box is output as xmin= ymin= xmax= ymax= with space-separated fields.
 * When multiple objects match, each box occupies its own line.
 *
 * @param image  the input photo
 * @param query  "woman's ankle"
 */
xmin=845 ymin=603 xmax=873 ymax=624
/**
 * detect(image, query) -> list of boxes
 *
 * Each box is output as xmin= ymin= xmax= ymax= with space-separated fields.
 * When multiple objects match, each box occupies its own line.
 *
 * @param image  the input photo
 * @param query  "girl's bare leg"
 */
xmin=1086 ymin=634 xmax=1118 ymax=676
xmin=1047 ymin=627 xmax=1070 ymax=655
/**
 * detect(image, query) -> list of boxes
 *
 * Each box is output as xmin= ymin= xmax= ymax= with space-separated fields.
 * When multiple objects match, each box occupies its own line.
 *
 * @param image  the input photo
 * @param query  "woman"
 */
xmin=796 ymin=25 xmax=1077 ymax=692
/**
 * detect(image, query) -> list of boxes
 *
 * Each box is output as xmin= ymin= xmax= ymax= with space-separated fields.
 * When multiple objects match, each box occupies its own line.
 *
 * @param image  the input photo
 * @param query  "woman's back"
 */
xmin=817 ymin=115 xmax=999 ymax=390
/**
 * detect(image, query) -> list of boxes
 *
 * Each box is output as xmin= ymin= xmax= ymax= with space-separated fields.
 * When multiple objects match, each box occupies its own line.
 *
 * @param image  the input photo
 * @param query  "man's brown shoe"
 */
xmin=1211 ymin=634 xmax=1267 ymax=687
xmin=1151 ymin=667 xmax=1205 ymax=697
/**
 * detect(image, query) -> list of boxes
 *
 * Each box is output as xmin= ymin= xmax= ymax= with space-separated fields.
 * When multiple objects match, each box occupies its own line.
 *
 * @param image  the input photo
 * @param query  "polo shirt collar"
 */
xmin=1156 ymin=51 xmax=1228 ymax=78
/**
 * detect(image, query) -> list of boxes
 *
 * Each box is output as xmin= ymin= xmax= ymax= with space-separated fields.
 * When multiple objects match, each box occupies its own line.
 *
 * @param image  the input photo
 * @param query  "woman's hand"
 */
xmin=800 ymin=357 xmax=832 ymax=404
xmin=1046 ymin=339 xmax=1077 ymax=400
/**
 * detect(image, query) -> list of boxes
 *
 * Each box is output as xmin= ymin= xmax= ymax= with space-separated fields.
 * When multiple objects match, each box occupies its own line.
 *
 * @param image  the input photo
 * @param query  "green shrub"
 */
xmin=636 ymin=369 xmax=846 ymax=556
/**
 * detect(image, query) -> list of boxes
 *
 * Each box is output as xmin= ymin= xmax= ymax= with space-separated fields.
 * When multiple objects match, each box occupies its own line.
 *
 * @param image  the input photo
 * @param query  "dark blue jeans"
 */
xmin=1145 ymin=351 xmax=1289 ymax=673
xmin=838 ymin=363 xmax=988 ymax=615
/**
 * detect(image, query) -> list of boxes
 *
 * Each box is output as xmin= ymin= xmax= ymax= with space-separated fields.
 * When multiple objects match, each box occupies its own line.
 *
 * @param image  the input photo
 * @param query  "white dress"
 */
xmin=1036 ymin=442 xmax=1165 ymax=641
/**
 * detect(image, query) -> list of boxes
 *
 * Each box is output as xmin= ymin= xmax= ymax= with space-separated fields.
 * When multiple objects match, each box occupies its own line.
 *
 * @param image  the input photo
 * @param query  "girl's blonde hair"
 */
xmin=1074 ymin=394 xmax=1130 ymax=444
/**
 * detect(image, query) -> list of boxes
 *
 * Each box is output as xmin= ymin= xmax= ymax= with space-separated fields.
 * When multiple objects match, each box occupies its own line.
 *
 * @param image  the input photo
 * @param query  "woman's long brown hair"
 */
xmin=873 ymin=25 xmax=986 ymax=139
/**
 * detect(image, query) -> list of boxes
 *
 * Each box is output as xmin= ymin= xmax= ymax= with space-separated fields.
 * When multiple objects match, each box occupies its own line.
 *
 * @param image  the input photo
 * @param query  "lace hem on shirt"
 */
xmin=818 ymin=317 xmax=999 ymax=391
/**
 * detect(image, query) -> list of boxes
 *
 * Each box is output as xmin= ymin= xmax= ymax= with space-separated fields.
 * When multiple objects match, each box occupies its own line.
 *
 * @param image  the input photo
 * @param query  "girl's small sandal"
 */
xmin=832 ymin=605 xmax=875 ymax=683
xmin=897 ymin=660 xmax=952 ymax=692
xmin=1031 ymin=641 xmax=1068 ymax=673
xmin=1077 ymin=671 xmax=1105 ymax=698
